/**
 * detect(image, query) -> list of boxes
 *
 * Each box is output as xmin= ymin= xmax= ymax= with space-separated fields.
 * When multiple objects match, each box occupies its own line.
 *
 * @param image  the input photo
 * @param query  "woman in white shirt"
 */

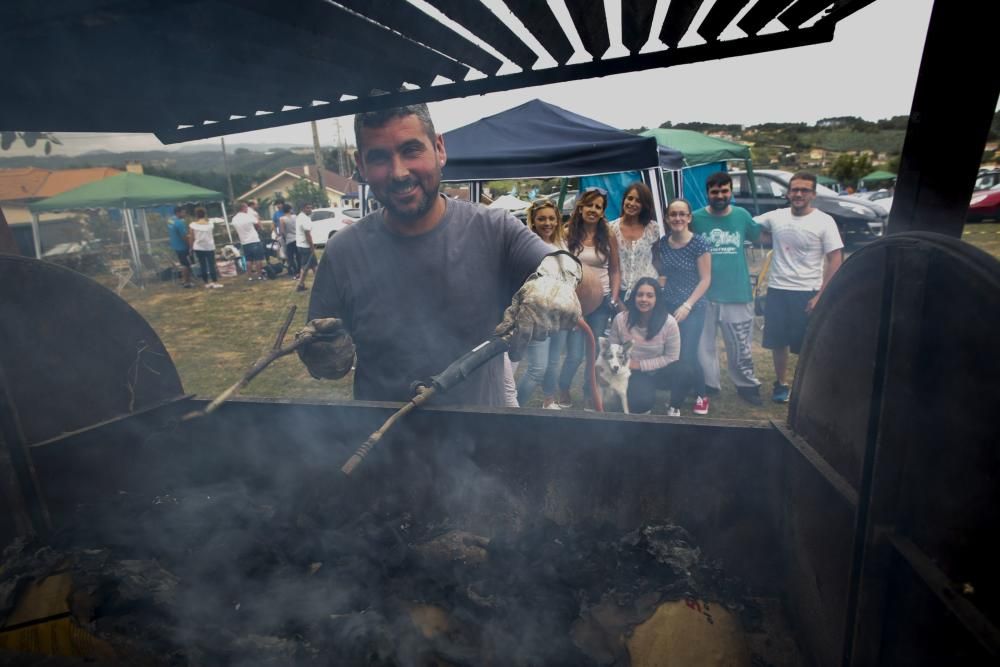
xmin=187 ymin=207 xmax=222 ymax=288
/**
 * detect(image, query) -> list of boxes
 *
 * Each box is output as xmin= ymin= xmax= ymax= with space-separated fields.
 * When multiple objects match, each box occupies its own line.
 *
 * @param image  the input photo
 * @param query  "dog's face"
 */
xmin=598 ymin=338 xmax=633 ymax=374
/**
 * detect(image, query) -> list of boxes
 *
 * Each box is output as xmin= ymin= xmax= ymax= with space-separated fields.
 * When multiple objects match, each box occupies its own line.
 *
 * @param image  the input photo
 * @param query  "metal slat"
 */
xmin=563 ymin=0 xmax=611 ymax=59
xmin=698 ymin=0 xmax=751 ymax=42
xmin=621 ymin=0 xmax=658 ymax=54
xmin=337 ymin=0 xmax=503 ymax=75
xmin=778 ymin=0 xmax=835 ymax=28
xmin=228 ymin=0 xmax=469 ymax=86
xmin=659 ymin=0 xmax=705 ymax=48
xmin=155 ymin=22 xmax=837 ymax=142
xmin=737 ymin=0 xmax=795 ymax=35
xmin=504 ymin=0 xmax=575 ymax=64
xmin=421 ymin=0 xmax=538 ymax=70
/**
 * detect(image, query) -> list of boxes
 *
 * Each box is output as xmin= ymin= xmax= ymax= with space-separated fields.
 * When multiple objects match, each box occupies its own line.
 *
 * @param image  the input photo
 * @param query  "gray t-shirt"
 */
xmin=308 ymin=196 xmax=549 ymax=406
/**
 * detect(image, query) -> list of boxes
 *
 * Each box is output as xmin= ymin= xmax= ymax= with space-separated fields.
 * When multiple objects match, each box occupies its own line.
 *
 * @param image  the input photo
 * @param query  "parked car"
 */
xmin=309 ymin=207 xmax=352 ymax=246
xmin=968 ymin=183 xmax=1000 ymax=222
xmin=343 ymin=207 xmax=361 ymax=220
xmin=974 ymin=169 xmax=1000 ymax=192
xmin=730 ymin=170 xmax=887 ymax=243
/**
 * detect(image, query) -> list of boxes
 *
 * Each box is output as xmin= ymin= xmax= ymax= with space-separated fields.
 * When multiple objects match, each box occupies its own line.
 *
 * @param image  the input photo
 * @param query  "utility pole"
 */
xmin=335 ymin=117 xmax=348 ymax=175
xmin=220 ymin=137 xmax=235 ymax=205
xmin=310 ymin=120 xmax=326 ymax=200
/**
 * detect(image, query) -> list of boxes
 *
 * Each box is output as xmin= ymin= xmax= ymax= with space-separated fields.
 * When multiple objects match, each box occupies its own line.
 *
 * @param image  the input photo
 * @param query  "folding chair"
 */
xmin=108 ymin=259 xmax=135 ymax=294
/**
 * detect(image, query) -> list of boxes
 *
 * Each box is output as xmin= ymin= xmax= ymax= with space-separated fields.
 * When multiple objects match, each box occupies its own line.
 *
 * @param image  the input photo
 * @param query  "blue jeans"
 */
xmin=671 ymin=302 xmax=707 ymax=397
xmin=559 ymin=299 xmax=613 ymax=400
xmin=516 ymin=330 xmax=567 ymax=405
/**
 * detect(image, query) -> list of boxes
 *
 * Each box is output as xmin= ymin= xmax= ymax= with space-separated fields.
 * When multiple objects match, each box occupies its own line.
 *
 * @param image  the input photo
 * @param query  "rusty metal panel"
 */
xmin=0 ymin=256 xmax=183 ymax=447
xmin=27 ymin=399 xmax=787 ymax=593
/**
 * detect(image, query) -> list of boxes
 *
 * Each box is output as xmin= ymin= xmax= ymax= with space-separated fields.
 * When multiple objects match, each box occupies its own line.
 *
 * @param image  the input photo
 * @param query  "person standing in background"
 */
xmin=187 ymin=207 xmax=223 ymax=289
xmin=232 ymin=201 xmax=264 ymax=281
xmin=295 ymin=203 xmax=317 ymax=292
xmin=754 ymin=172 xmax=843 ymax=403
xmin=278 ymin=203 xmax=299 ymax=278
xmin=167 ymin=206 xmax=193 ymax=288
xmin=692 ymin=172 xmax=764 ymax=406
xmin=654 ymin=199 xmax=712 ymax=415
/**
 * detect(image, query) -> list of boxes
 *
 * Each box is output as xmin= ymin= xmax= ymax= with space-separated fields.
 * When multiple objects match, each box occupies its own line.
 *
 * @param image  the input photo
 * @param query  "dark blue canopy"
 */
xmin=441 ymin=99 xmax=682 ymax=181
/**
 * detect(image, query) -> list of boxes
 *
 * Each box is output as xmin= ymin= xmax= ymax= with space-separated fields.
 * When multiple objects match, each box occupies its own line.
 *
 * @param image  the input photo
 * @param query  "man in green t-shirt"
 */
xmin=691 ymin=172 xmax=763 ymax=405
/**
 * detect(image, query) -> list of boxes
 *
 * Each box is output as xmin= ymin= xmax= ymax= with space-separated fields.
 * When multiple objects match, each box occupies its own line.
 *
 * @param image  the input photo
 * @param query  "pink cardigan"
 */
xmin=607 ymin=311 xmax=681 ymax=372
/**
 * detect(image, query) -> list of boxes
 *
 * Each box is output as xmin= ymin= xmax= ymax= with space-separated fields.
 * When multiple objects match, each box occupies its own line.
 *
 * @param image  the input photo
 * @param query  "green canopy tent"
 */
xmin=640 ymin=128 xmax=760 ymax=213
xmin=859 ymin=170 xmax=896 ymax=187
xmin=29 ymin=172 xmax=226 ymax=284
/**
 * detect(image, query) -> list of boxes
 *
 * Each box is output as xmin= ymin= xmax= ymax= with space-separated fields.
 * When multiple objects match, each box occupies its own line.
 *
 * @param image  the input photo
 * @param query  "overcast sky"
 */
xmin=21 ymin=0 xmax=981 ymax=157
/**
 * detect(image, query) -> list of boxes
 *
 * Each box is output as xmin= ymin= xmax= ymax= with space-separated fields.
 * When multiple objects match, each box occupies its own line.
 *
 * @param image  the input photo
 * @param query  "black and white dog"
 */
xmin=595 ymin=338 xmax=632 ymax=414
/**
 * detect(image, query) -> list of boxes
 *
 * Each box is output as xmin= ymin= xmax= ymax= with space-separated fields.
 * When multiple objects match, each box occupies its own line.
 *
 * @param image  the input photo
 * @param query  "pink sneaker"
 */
xmin=693 ymin=396 xmax=710 ymax=415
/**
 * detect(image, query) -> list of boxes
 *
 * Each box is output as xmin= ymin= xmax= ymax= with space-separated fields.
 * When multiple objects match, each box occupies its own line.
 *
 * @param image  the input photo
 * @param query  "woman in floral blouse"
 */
xmin=609 ymin=181 xmax=660 ymax=304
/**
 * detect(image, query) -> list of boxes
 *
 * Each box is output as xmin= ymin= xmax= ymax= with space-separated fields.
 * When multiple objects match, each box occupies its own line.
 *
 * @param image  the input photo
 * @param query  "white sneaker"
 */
xmin=543 ymin=403 xmax=562 ymax=410
xmin=204 ymin=283 xmax=213 ymax=288
xmin=666 ymin=406 xmax=681 ymax=417
xmin=211 ymin=282 xmax=224 ymax=288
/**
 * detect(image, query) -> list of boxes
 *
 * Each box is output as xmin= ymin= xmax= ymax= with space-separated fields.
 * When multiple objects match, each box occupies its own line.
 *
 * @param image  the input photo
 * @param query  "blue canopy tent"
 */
xmin=434 ymin=99 xmax=682 ymax=224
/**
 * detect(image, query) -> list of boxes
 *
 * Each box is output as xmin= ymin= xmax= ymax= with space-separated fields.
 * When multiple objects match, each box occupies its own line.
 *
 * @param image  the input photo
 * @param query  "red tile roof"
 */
xmin=0 ymin=166 xmax=121 ymax=202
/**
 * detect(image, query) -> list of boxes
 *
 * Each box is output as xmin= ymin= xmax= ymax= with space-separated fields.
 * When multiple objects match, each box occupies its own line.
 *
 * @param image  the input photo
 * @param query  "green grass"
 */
xmin=962 ymin=222 xmax=1000 ymax=258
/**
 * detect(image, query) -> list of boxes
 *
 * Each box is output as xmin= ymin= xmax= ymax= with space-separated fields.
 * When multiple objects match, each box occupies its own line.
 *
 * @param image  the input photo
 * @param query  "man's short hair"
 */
xmin=354 ymin=103 xmax=436 ymax=152
xmin=789 ymin=172 xmax=818 ymax=190
xmin=705 ymin=172 xmax=733 ymax=190
xmin=173 ymin=206 xmax=184 ymax=216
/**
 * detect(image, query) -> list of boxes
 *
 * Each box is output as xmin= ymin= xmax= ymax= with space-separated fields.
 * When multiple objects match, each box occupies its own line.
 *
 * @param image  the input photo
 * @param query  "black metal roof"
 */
xmin=0 ymin=0 xmax=877 ymax=144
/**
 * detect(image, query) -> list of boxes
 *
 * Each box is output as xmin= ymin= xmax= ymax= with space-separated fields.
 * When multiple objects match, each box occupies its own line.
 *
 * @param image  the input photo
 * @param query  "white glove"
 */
xmin=495 ymin=251 xmax=583 ymax=361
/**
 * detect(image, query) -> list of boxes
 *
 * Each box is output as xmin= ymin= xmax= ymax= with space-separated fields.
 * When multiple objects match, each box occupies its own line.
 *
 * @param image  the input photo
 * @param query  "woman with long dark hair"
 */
xmin=609 ymin=181 xmax=660 ymax=304
xmin=557 ymin=187 xmax=621 ymax=409
xmin=515 ymin=199 xmax=569 ymax=409
xmin=607 ymin=276 xmax=692 ymax=415
xmin=653 ymin=198 xmax=712 ymax=415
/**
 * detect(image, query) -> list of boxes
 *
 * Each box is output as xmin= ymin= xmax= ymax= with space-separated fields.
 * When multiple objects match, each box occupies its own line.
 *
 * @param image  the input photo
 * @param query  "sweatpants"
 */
xmin=697 ymin=301 xmax=760 ymax=391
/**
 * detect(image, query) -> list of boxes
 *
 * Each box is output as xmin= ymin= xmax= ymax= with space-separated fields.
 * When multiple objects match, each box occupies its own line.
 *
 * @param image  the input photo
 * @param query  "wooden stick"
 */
xmin=182 ymin=306 xmax=321 ymax=420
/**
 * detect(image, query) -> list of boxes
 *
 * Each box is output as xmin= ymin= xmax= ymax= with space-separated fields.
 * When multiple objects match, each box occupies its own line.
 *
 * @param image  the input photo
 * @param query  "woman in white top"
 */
xmin=515 ymin=199 xmax=569 ymax=409
xmin=609 ymin=181 xmax=660 ymax=303
xmin=187 ymin=207 xmax=222 ymax=288
xmin=557 ymin=187 xmax=621 ymax=409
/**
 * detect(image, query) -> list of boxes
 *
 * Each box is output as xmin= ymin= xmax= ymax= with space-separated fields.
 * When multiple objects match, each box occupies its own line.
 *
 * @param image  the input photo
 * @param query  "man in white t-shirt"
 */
xmin=232 ymin=202 xmax=264 ymax=281
xmin=754 ymin=172 xmax=843 ymax=403
xmin=294 ymin=203 xmax=316 ymax=292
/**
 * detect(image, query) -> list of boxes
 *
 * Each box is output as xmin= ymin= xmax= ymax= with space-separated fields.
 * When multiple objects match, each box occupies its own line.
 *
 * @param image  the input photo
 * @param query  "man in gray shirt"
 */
xmin=297 ymin=103 xmax=581 ymax=406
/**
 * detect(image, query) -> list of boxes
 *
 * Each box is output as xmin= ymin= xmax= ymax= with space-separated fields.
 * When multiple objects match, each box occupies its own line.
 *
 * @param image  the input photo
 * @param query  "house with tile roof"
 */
xmin=237 ymin=166 xmax=359 ymax=215
xmin=0 ymin=166 xmax=120 ymax=255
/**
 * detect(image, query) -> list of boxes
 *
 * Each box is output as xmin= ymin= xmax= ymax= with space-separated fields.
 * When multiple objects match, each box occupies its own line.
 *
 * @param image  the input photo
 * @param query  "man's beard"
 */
xmin=709 ymin=198 xmax=729 ymax=212
xmin=379 ymin=178 xmax=439 ymax=221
